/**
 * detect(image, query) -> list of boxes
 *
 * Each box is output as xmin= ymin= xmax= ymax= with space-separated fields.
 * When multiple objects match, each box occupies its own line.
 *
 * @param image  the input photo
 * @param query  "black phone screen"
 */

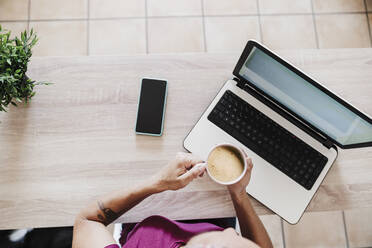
xmin=135 ymin=78 xmax=167 ymax=135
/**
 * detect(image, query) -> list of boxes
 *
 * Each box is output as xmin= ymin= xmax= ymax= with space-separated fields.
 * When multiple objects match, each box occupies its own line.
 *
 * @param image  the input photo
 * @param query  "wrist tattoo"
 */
xmin=97 ymin=200 xmax=118 ymax=225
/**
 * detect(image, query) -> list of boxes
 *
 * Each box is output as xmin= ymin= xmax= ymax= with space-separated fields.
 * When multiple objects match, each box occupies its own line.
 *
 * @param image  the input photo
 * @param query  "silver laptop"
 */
xmin=184 ymin=40 xmax=372 ymax=224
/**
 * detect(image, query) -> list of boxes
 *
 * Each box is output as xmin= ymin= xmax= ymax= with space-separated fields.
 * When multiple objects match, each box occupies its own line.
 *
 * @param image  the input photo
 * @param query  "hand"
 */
xmin=153 ymin=152 xmax=205 ymax=192
xmin=227 ymin=155 xmax=253 ymax=198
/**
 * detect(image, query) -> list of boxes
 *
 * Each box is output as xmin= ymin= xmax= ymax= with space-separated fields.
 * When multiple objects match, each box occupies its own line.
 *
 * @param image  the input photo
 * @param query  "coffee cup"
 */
xmin=195 ymin=143 xmax=247 ymax=185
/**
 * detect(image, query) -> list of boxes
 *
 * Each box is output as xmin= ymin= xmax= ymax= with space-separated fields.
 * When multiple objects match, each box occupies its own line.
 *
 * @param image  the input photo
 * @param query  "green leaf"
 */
xmin=21 ymin=31 xmax=26 ymax=42
xmin=0 ymin=26 xmax=50 ymax=114
xmin=30 ymin=37 xmax=38 ymax=47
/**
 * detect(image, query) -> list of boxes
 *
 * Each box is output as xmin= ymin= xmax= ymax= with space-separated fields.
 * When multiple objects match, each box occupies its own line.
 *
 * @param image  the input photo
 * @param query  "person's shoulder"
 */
xmin=141 ymin=215 xmax=171 ymax=223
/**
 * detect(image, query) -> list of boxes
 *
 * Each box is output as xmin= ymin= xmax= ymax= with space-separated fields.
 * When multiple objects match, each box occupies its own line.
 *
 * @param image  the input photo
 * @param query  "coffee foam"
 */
xmin=207 ymin=146 xmax=244 ymax=182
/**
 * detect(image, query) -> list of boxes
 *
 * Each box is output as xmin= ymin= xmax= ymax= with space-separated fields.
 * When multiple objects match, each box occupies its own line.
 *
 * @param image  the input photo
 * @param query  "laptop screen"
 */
xmin=238 ymin=45 xmax=372 ymax=147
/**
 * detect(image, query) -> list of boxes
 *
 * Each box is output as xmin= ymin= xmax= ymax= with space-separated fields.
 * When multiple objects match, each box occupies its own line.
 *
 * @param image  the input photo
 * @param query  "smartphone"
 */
xmin=135 ymin=78 xmax=167 ymax=136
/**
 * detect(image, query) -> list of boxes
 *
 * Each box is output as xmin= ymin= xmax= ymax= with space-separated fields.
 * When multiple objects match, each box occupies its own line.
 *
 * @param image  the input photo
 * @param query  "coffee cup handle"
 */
xmin=194 ymin=162 xmax=207 ymax=176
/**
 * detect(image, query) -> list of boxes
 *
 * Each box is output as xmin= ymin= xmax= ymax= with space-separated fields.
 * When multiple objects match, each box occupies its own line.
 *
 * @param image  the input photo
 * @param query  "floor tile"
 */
xmin=203 ymin=0 xmax=257 ymax=15
xmin=30 ymin=21 xmax=87 ymax=56
xmin=259 ymin=215 xmax=284 ymax=248
xmin=258 ymin=0 xmax=311 ymax=14
xmin=30 ymin=0 xmax=87 ymax=20
xmin=344 ymin=208 xmax=372 ymax=248
xmin=284 ymin=211 xmax=347 ymax=248
xmin=205 ymin=16 xmax=260 ymax=52
xmin=89 ymin=0 xmax=145 ymax=18
xmin=0 ymin=22 xmax=28 ymax=39
xmin=261 ymin=15 xmax=317 ymax=49
xmin=89 ymin=19 xmax=146 ymax=55
xmin=312 ymin=0 xmax=365 ymax=13
xmin=148 ymin=17 xmax=204 ymax=53
xmin=316 ymin=14 xmax=370 ymax=48
xmin=0 ymin=0 xmax=28 ymax=21
xmin=147 ymin=0 xmax=202 ymax=16
xmin=367 ymin=0 xmax=372 ymax=11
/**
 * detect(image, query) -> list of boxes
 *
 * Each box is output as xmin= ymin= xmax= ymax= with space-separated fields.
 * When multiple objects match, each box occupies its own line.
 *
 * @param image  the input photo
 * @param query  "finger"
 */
xmin=249 ymin=158 xmax=253 ymax=169
xmin=184 ymin=153 xmax=204 ymax=168
xmin=194 ymin=163 xmax=207 ymax=176
xmin=175 ymin=152 xmax=193 ymax=169
xmin=178 ymin=165 xmax=205 ymax=185
xmin=246 ymin=158 xmax=253 ymax=169
xmin=198 ymin=167 xmax=206 ymax=177
xmin=242 ymin=159 xmax=253 ymax=177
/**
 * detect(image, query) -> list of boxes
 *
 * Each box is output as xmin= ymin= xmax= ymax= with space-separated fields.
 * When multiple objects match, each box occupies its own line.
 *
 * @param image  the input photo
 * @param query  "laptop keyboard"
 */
xmin=207 ymin=90 xmax=328 ymax=190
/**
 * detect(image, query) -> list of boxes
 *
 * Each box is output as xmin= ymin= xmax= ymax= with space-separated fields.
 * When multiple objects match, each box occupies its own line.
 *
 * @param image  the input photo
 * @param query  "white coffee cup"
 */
xmin=195 ymin=143 xmax=247 ymax=185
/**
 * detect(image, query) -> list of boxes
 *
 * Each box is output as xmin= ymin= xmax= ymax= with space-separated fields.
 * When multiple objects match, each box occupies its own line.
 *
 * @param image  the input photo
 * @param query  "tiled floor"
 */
xmin=1 ymin=0 xmax=372 ymax=247
xmin=1 ymin=0 xmax=372 ymax=56
xmin=262 ymin=209 xmax=372 ymax=248
xmin=284 ymin=211 xmax=347 ymax=248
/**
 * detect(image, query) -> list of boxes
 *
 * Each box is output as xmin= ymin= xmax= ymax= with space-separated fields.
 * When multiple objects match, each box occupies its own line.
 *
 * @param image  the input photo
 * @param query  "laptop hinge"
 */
xmin=233 ymin=77 xmax=335 ymax=150
xmin=323 ymin=140 xmax=334 ymax=149
xmin=234 ymin=77 xmax=245 ymax=89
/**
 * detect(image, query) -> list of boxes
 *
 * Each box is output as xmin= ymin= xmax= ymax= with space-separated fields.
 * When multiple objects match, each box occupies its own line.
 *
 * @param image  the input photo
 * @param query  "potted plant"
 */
xmin=0 ymin=25 xmax=49 ymax=112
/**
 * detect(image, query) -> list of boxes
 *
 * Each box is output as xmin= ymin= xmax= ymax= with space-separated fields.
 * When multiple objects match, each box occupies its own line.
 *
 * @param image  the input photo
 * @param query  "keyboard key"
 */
xmin=216 ymin=104 xmax=225 ymax=112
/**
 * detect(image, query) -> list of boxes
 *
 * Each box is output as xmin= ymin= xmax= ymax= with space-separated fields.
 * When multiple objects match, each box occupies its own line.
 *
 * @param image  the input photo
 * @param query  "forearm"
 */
xmin=78 ymin=178 xmax=161 ymax=226
xmin=230 ymin=192 xmax=273 ymax=248
xmin=73 ymin=152 xmax=203 ymax=248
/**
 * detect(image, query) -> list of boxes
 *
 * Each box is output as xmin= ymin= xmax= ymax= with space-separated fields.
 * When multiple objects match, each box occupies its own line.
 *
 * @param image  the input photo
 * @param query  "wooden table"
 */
xmin=1 ymin=49 xmax=372 ymax=230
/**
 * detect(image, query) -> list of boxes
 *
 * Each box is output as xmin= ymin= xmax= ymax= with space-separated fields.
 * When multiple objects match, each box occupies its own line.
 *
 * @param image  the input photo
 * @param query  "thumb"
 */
xmin=178 ymin=165 xmax=205 ymax=186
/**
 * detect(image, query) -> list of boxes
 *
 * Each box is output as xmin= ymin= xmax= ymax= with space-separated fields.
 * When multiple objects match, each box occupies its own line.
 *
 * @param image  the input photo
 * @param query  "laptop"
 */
xmin=183 ymin=40 xmax=372 ymax=224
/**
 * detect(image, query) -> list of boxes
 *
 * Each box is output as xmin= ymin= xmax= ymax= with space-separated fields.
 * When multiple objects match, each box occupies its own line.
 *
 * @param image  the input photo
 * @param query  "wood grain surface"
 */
xmin=0 ymin=49 xmax=372 ymax=229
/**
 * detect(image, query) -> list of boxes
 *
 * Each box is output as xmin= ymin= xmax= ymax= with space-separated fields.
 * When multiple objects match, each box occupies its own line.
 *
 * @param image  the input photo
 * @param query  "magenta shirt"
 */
xmin=105 ymin=215 xmax=223 ymax=248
